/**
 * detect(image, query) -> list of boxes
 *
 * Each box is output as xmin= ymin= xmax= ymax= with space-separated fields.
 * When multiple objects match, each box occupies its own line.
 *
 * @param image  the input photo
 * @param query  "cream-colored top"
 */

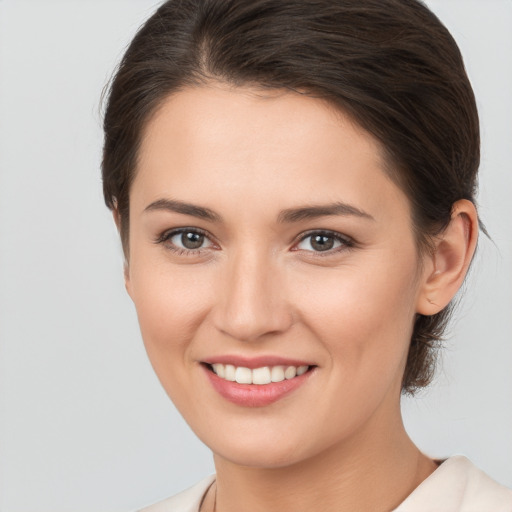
xmin=139 ymin=456 xmax=512 ymax=512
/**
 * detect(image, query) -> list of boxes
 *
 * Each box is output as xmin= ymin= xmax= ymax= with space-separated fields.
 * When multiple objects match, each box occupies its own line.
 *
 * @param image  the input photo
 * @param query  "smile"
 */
xmin=210 ymin=363 xmax=310 ymax=385
xmin=203 ymin=361 xmax=316 ymax=407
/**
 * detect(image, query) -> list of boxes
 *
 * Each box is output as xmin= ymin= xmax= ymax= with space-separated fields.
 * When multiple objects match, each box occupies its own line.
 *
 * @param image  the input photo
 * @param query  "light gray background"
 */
xmin=0 ymin=1 xmax=510 ymax=511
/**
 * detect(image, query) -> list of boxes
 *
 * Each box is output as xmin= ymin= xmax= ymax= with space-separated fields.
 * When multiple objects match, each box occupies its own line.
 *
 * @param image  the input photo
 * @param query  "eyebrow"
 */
xmin=144 ymin=198 xmax=374 ymax=223
xmin=277 ymin=202 xmax=375 ymax=223
xmin=144 ymin=198 xmax=222 ymax=222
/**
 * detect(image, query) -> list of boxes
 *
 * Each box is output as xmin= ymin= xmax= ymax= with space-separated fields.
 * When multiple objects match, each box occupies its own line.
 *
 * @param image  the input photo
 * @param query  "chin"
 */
xmin=213 ymin=442 xmax=307 ymax=469
xmin=196 ymin=423 xmax=311 ymax=469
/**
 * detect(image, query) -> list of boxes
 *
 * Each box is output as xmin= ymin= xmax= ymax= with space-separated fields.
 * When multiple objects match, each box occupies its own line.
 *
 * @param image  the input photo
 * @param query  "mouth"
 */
xmin=206 ymin=362 xmax=311 ymax=385
xmin=201 ymin=361 xmax=316 ymax=407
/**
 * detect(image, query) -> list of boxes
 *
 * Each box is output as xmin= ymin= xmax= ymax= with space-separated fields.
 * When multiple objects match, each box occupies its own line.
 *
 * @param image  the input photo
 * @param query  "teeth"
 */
xmin=212 ymin=363 xmax=225 ymax=378
xmin=284 ymin=366 xmax=297 ymax=379
xmin=235 ymin=367 xmax=252 ymax=384
xmin=253 ymin=366 xmax=272 ymax=385
xmin=210 ymin=363 xmax=310 ymax=385
xmin=224 ymin=364 xmax=236 ymax=382
xmin=297 ymin=365 xmax=308 ymax=376
xmin=271 ymin=366 xmax=285 ymax=383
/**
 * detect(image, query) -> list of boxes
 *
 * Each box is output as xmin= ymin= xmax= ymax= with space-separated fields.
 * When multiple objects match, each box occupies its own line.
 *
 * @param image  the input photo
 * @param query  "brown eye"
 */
xmin=310 ymin=235 xmax=335 ymax=251
xmin=180 ymin=231 xmax=204 ymax=249
xmin=164 ymin=229 xmax=213 ymax=252
xmin=295 ymin=231 xmax=350 ymax=253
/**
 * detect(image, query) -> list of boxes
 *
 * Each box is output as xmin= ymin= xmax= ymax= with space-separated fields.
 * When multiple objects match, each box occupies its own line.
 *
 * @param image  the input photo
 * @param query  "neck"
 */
xmin=212 ymin=408 xmax=436 ymax=512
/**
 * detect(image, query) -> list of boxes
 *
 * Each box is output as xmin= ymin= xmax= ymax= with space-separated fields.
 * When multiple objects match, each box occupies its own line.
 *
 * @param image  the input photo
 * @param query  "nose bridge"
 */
xmin=214 ymin=245 xmax=292 ymax=342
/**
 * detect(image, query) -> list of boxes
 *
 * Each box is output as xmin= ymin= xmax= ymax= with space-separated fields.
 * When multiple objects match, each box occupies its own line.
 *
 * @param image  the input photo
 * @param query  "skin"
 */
xmin=121 ymin=84 xmax=478 ymax=512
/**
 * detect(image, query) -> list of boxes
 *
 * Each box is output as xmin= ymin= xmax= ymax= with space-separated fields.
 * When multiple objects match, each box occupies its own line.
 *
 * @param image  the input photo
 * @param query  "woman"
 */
xmin=101 ymin=0 xmax=512 ymax=510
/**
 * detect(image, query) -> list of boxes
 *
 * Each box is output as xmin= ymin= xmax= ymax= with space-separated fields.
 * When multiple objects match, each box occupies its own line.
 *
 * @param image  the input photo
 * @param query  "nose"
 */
xmin=212 ymin=249 xmax=294 ymax=343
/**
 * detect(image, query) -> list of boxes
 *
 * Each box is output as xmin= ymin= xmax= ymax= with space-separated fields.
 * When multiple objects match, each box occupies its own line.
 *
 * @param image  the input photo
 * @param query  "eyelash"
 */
xmin=154 ymin=228 xmax=355 ymax=257
xmin=292 ymin=230 xmax=355 ymax=256
xmin=154 ymin=227 xmax=215 ymax=256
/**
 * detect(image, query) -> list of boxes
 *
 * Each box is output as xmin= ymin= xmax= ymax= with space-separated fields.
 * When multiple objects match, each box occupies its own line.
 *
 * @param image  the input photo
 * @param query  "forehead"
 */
xmin=141 ymin=84 xmax=379 ymax=162
xmin=133 ymin=84 xmax=409 ymax=222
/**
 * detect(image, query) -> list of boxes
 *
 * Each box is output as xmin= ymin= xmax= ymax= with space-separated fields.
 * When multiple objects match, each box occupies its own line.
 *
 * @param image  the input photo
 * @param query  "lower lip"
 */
xmin=202 ymin=365 xmax=314 ymax=407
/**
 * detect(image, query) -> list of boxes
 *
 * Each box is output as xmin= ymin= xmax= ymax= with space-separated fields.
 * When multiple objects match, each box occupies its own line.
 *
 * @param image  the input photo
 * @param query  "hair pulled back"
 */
xmin=102 ymin=0 xmax=480 ymax=394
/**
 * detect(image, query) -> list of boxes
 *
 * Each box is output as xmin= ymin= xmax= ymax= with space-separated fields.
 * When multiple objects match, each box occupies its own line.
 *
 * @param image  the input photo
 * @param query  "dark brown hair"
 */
xmin=102 ymin=0 xmax=480 ymax=394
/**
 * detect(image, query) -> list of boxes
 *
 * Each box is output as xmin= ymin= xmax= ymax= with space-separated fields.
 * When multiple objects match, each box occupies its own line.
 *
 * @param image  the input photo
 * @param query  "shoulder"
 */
xmin=394 ymin=456 xmax=512 ymax=512
xmin=138 ymin=475 xmax=216 ymax=512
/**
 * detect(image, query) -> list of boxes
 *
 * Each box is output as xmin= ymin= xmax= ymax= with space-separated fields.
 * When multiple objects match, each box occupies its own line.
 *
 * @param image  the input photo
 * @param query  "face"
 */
xmin=125 ymin=85 xmax=429 ymax=468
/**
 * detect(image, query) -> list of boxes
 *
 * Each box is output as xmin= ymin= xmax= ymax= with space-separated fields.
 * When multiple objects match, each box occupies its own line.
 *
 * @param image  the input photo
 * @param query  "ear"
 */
xmin=112 ymin=209 xmax=133 ymax=298
xmin=416 ymin=199 xmax=479 ymax=315
xmin=123 ymin=260 xmax=132 ymax=299
xmin=112 ymin=207 xmax=122 ymax=233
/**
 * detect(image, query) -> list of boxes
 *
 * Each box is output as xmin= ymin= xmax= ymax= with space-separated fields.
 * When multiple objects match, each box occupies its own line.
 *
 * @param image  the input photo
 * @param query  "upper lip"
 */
xmin=201 ymin=355 xmax=315 ymax=369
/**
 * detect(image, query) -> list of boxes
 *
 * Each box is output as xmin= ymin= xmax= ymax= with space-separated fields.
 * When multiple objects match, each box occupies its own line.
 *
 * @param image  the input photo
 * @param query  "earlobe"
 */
xmin=112 ymin=207 xmax=122 ymax=233
xmin=124 ymin=263 xmax=133 ymax=299
xmin=417 ymin=199 xmax=478 ymax=316
xmin=112 ymin=208 xmax=133 ymax=299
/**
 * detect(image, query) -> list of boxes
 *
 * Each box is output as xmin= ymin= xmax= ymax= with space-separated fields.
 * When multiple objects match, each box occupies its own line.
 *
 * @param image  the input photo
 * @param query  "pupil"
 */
xmin=182 ymin=232 xmax=204 ymax=249
xmin=311 ymin=235 xmax=334 ymax=251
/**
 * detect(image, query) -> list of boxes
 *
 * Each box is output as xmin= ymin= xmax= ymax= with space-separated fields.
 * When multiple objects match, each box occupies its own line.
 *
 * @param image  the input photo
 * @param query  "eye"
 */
xmin=294 ymin=231 xmax=352 ymax=253
xmin=171 ymin=230 xmax=210 ymax=250
xmin=156 ymin=228 xmax=215 ymax=254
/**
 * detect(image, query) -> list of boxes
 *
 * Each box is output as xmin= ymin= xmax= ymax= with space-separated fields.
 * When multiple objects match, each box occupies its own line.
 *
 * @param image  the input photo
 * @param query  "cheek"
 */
xmin=292 ymin=258 xmax=419 ymax=379
xmin=128 ymin=260 xmax=213 ymax=378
